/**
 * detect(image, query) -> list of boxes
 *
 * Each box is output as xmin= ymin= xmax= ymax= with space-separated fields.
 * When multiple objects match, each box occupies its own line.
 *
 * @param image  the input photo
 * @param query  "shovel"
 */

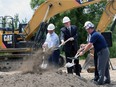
xmin=40 ymin=38 xmax=71 ymax=69
xmin=65 ymin=44 xmax=95 ymax=68
xmin=40 ymin=48 xmax=48 ymax=69
xmin=65 ymin=53 xmax=80 ymax=68
xmin=52 ymin=37 xmax=74 ymax=51
xmin=40 ymin=37 xmax=73 ymax=69
xmin=64 ymin=46 xmax=84 ymax=68
xmin=58 ymin=37 xmax=73 ymax=47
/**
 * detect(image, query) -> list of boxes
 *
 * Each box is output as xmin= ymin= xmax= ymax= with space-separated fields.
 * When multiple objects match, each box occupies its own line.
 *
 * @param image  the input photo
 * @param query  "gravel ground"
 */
xmin=0 ymin=58 xmax=116 ymax=87
xmin=80 ymin=58 xmax=116 ymax=87
xmin=0 ymin=49 xmax=116 ymax=87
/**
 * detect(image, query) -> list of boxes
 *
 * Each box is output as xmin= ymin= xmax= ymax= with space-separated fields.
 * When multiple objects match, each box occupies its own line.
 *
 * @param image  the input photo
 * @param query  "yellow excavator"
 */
xmin=0 ymin=0 xmax=116 ymax=71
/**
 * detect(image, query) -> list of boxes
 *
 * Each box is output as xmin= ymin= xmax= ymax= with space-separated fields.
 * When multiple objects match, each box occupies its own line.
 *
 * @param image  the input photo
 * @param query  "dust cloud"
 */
xmin=19 ymin=48 xmax=54 ymax=73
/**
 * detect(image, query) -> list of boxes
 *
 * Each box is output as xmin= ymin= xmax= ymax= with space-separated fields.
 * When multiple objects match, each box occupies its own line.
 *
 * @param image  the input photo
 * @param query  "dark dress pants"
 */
xmin=48 ymin=49 xmax=60 ymax=67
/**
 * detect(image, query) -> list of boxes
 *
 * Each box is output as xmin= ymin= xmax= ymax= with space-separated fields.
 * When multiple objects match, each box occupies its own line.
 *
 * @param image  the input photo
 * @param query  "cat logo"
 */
xmin=4 ymin=35 xmax=12 ymax=42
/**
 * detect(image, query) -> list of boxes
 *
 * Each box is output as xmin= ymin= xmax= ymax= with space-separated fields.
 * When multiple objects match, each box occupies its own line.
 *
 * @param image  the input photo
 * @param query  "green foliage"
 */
xmin=14 ymin=14 xmax=19 ymax=29
xmin=0 ymin=15 xmax=19 ymax=29
xmin=112 ymin=27 xmax=116 ymax=42
xmin=110 ymin=41 xmax=116 ymax=58
xmin=109 ymin=27 xmax=116 ymax=58
xmin=30 ymin=0 xmax=45 ymax=9
xmin=21 ymin=18 xmax=27 ymax=24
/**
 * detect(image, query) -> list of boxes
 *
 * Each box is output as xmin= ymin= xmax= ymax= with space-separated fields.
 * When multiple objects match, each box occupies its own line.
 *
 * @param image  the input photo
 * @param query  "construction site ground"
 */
xmin=0 ymin=49 xmax=116 ymax=87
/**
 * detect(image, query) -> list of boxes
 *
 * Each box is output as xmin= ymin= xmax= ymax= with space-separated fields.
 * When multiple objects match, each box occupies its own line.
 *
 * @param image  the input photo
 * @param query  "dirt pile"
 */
xmin=0 ymin=70 xmax=98 ymax=87
xmin=0 ymin=49 xmax=116 ymax=87
xmin=0 ymin=48 xmax=98 ymax=87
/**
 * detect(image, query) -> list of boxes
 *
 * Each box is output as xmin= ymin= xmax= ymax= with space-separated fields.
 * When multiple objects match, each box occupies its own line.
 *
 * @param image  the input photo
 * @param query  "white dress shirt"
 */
xmin=44 ymin=32 xmax=59 ymax=48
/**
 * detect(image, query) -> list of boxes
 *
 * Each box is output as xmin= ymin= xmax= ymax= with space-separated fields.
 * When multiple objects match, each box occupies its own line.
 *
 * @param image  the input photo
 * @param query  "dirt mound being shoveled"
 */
xmin=0 ymin=56 xmax=116 ymax=87
xmin=1 ymin=49 xmax=116 ymax=87
xmin=0 ymin=70 xmax=98 ymax=87
xmin=0 ymin=47 xmax=98 ymax=87
xmin=4 ymin=48 xmax=97 ymax=87
xmin=19 ymin=48 xmax=54 ymax=73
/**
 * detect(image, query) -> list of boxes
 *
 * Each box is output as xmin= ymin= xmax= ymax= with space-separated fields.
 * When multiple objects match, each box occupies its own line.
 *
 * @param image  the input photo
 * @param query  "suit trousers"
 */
xmin=65 ymin=50 xmax=81 ymax=76
xmin=48 ymin=49 xmax=60 ymax=67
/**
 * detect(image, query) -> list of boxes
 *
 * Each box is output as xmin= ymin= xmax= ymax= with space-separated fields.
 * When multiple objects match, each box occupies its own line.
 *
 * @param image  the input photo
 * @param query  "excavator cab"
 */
xmin=0 ymin=16 xmax=25 ymax=48
xmin=0 ymin=17 xmax=65 ymax=71
xmin=0 ymin=16 xmax=46 ymax=49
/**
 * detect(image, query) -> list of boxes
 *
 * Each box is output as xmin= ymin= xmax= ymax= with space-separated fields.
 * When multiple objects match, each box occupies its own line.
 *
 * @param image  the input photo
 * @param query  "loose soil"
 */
xmin=0 ymin=49 xmax=116 ymax=87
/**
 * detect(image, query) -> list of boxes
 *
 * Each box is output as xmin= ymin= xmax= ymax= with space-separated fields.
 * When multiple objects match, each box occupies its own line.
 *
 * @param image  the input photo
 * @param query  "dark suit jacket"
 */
xmin=60 ymin=25 xmax=78 ymax=52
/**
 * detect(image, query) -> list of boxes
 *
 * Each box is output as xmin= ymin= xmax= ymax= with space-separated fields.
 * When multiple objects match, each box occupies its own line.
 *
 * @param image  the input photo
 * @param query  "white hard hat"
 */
xmin=47 ymin=23 xmax=55 ymax=30
xmin=62 ymin=16 xmax=70 ymax=23
xmin=84 ymin=21 xmax=94 ymax=29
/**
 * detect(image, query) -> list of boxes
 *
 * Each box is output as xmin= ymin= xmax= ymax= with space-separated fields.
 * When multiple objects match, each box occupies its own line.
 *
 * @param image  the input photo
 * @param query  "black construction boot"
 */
xmin=74 ymin=64 xmax=82 ymax=76
xmin=93 ymin=76 xmax=99 ymax=81
xmin=67 ymin=66 xmax=73 ymax=74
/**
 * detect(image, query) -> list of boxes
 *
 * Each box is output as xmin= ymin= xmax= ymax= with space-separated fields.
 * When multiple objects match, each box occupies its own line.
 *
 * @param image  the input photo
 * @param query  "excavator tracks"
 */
xmin=0 ymin=48 xmax=32 ymax=72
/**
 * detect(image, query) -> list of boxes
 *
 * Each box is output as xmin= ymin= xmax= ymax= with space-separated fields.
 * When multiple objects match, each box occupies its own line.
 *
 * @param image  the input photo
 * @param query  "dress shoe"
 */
xmin=93 ymin=77 xmax=99 ymax=81
xmin=91 ymin=77 xmax=98 ymax=82
xmin=93 ymin=81 xmax=104 ymax=85
xmin=104 ymin=80 xmax=110 ymax=84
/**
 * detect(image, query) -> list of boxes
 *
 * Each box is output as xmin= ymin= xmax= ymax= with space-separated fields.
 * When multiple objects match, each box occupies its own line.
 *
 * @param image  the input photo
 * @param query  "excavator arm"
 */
xmin=97 ymin=1 xmax=116 ymax=32
xmin=24 ymin=0 xmax=102 ymax=40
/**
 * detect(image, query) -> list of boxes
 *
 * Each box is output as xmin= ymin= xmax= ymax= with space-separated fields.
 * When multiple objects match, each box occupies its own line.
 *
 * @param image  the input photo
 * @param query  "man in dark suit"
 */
xmin=60 ymin=16 xmax=81 ymax=76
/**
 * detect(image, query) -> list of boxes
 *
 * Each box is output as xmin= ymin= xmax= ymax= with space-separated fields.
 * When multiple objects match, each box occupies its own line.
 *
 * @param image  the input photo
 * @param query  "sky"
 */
xmin=0 ymin=0 xmax=34 ymax=22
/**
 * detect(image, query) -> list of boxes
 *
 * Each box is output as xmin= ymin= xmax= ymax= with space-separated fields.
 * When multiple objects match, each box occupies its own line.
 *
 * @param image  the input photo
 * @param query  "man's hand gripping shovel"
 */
xmin=59 ymin=37 xmax=73 ymax=48
xmin=53 ymin=37 xmax=74 ymax=51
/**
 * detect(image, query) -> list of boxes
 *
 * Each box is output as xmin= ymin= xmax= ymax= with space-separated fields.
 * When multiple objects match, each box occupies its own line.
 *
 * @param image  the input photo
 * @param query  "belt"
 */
xmin=101 ymin=47 xmax=107 ymax=51
xmin=97 ymin=47 xmax=107 ymax=54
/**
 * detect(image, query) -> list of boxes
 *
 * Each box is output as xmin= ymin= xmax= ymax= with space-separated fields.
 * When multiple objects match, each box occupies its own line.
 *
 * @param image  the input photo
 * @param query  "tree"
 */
xmin=30 ymin=0 xmax=45 ymax=9
xmin=14 ymin=14 xmax=20 ymax=29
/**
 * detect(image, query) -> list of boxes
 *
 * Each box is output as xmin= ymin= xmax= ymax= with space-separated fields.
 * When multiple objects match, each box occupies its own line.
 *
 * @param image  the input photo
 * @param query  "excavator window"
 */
xmin=101 ymin=32 xmax=112 ymax=47
xmin=0 ymin=16 xmax=14 ymax=33
xmin=19 ymin=23 xmax=27 ymax=33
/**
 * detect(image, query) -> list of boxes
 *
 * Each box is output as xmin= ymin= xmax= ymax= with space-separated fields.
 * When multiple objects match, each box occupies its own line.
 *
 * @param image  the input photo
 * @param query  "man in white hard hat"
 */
xmin=84 ymin=21 xmax=99 ymax=82
xmin=60 ymin=16 xmax=82 ymax=76
xmin=79 ymin=21 xmax=110 ymax=85
xmin=82 ymin=31 xmax=99 ymax=82
xmin=43 ymin=23 xmax=60 ymax=67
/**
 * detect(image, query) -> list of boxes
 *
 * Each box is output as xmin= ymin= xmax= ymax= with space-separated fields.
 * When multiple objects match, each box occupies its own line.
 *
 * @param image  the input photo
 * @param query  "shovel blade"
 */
xmin=40 ymin=63 xmax=48 ymax=69
xmin=40 ymin=59 xmax=48 ymax=69
xmin=65 ymin=62 xmax=74 ymax=68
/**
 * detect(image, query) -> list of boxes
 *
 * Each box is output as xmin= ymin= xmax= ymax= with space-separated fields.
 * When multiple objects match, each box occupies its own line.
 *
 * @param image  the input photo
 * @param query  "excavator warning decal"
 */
xmin=76 ymin=0 xmax=93 ymax=4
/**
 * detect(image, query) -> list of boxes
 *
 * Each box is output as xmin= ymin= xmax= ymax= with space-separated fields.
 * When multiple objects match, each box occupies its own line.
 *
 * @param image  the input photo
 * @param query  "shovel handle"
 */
xmin=59 ymin=38 xmax=72 ymax=47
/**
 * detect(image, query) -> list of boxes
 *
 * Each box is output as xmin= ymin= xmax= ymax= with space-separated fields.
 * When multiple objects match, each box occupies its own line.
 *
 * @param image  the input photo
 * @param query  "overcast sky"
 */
xmin=0 ymin=0 xmax=34 ymax=22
